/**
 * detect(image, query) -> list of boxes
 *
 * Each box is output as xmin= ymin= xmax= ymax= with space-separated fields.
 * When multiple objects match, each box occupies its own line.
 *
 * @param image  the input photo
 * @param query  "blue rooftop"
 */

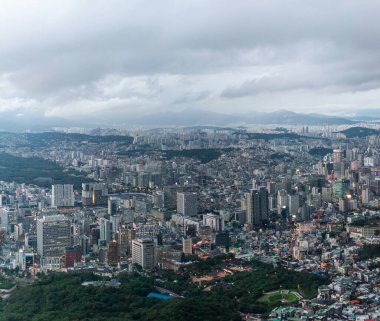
xmin=147 ymin=292 xmax=173 ymax=300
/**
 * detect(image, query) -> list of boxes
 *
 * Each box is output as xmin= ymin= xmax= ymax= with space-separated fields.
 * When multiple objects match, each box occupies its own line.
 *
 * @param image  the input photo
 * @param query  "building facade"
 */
xmin=51 ymin=184 xmax=75 ymax=207
xmin=37 ymin=215 xmax=71 ymax=257
xmin=132 ymin=239 xmax=156 ymax=270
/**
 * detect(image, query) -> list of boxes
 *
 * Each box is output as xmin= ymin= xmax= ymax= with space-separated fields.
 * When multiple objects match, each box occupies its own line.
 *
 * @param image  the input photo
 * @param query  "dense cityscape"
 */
xmin=2 ymin=1 xmax=380 ymax=320
xmin=0 ymin=123 xmax=378 ymax=320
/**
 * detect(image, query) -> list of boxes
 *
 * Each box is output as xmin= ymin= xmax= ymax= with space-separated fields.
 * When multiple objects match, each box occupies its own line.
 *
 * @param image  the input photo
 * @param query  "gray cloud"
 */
xmin=173 ymin=91 xmax=211 ymax=104
xmin=0 ymin=0 xmax=380 ymax=123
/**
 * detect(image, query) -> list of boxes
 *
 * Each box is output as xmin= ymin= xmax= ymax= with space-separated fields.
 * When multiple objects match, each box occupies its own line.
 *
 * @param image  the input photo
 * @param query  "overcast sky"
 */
xmin=1 ymin=0 xmax=380 ymax=123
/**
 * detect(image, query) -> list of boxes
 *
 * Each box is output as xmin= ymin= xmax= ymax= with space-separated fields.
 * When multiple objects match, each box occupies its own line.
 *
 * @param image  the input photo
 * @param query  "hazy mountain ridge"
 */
xmin=123 ymin=109 xmax=356 ymax=126
xmin=0 ymin=109 xmax=359 ymax=131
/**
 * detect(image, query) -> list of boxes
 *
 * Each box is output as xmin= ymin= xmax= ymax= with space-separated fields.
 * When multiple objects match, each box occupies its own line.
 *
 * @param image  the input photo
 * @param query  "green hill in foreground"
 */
xmin=0 ymin=261 xmax=328 ymax=321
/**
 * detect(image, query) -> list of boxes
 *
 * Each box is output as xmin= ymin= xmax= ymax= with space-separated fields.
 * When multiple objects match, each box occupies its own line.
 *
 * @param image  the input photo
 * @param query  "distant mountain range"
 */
xmin=0 ymin=108 xmax=373 ymax=131
xmin=123 ymin=109 xmax=357 ymax=127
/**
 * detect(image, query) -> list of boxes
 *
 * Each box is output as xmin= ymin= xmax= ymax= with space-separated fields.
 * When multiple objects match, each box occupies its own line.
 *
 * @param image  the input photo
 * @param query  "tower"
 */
xmin=132 ymin=239 xmax=156 ymax=270
xmin=246 ymin=187 xmax=269 ymax=225
xmin=99 ymin=218 xmax=112 ymax=243
xmin=177 ymin=192 xmax=197 ymax=216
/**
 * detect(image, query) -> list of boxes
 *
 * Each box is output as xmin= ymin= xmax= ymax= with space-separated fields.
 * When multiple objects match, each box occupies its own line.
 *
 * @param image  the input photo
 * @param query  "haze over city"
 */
xmin=1 ymin=0 xmax=380 ymax=128
xmin=2 ymin=2 xmax=380 ymax=321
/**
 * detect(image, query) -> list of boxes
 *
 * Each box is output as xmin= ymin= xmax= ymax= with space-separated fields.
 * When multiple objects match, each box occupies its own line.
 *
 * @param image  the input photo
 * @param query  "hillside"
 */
xmin=340 ymin=127 xmax=380 ymax=138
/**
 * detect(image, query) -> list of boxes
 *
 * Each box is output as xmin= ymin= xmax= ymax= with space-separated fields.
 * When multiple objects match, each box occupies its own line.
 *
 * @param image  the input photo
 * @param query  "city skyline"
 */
xmin=1 ymin=2 xmax=380 ymax=320
xmin=0 ymin=121 xmax=379 ymax=319
xmin=1 ymin=1 xmax=380 ymax=126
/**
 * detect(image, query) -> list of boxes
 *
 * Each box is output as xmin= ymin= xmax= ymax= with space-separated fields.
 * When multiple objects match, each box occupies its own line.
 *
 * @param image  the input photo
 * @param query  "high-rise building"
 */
xmin=177 ymin=192 xmax=197 ymax=216
xmin=107 ymin=240 xmax=119 ymax=265
xmin=126 ymin=228 xmax=136 ymax=257
xmin=0 ymin=194 xmax=7 ymax=207
xmin=99 ymin=218 xmax=112 ymax=243
xmin=37 ymin=215 xmax=71 ymax=257
xmin=334 ymin=179 xmax=350 ymax=199
xmin=152 ymin=191 xmax=164 ymax=209
xmin=277 ymin=189 xmax=289 ymax=210
xmin=370 ymin=180 xmax=380 ymax=196
xmin=82 ymin=183 xmax=108 ymax=206
xmin=137 ymin=172 xmax=151 ymax=188
xmin=132 ymin=239 xmax=156 ymax=270
xmin=322 ymin=187 xmax=333 ymax=203
xmin=108 ymin=197 xmax=118 ymax=215
xmin=110 ymin=214 xmax=121 ymax=233
xmin=80 ymin=235 xmax=90 ymax=255
xmin=118 ymin=227 xmax=136 ymax=258
xmin=333 ymin=149 xmax=344 ymax=163
xmin=17 ymin=249 xmax=34 ymax=271
xmin=118 ymin=228 xmax=128 ymax=258
xmin=182 ymin=237 xmax=192 ymax=254
xmin=0 ymin=207 xmax=16 ymax=233
xmin=163 ymin=185 xmax=182 ymax=210
xmin=246 ymin=187 xmax=268 ymax=225
xmin=203 ymin=213 xmax=224 ymax=232
xmin=362 ymin=185 xmax=370 ymax=204
xmin=267 ymin=181 xmax=277 ymax=195
xmin=288 ymin=194 xmax=300 ymax=216
xmin=51 ymin=184 xmax=74 ymax=207
xmin=333 ymin=149 xmax=345 ymax=179
xmin=259 ymin=187 xmax=269 ymax=221
xmin=234 ymin=210 xmax=246 ymax=225
xmin=215 ymin=231 xmax=230 ymax=249
xmin=64 ymin=245 xmax=82 ymax=268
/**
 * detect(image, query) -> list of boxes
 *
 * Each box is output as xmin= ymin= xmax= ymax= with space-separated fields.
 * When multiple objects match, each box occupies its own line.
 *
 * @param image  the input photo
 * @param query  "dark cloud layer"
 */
xmin=0 ymin=0 xmax=379 ymax=122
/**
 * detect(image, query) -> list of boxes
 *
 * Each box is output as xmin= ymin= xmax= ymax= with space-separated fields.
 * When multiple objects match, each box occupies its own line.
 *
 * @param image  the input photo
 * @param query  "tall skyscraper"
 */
xmin=51 ymin=184 xmax=74 ymax=207
xmin=259 ymin=187 xmax=269 ymax=221
xmin=277 ymin=189 xmax=289 ymax=212
xmin=132 ymin=239 xmax=156 ymax=270
xmin=37 ymin=215 xmax=71 ymax=257
xmin=333 ymin=149 xmax=344 ymax=163
xmin=288 ymin=194 xmax=300 ymax=216
xmin=333 ymin=149 xmax=345 ymax=179
xmin=99 ymin=218 xmax=112 ymax=243
xmin=177 ymin=192 xmax=197 ymax=216
xmin=246 ymin=187 xmax=269 ymax=225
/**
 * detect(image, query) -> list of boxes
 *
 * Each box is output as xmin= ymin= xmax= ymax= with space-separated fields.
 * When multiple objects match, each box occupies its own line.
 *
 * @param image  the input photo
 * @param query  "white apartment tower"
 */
xmin=51 ymin=184 xmax=75 ymax=207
